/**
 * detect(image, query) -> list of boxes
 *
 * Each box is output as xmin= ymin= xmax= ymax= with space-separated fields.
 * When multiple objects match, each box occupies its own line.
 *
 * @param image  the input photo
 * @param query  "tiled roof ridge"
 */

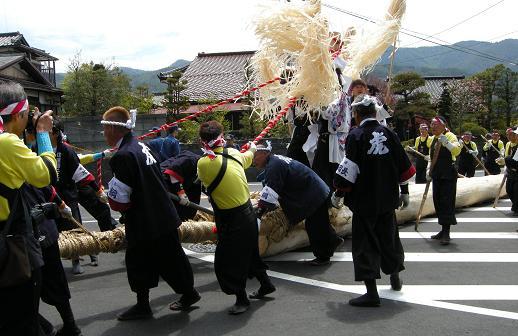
xmin=184 ymin=71 xmax=245 ymax=77
xmin=197 ymin=51 xmax=256 ymax=57
xmin=0 ymin=32 xmax=21 ymax=37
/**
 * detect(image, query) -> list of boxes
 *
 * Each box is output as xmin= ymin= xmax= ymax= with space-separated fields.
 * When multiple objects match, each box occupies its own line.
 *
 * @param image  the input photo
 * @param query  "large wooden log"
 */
xmin=58 ymin=175 xmax=506 ymax=258
xmin=260 ymin=174 xmax=507 ymax=256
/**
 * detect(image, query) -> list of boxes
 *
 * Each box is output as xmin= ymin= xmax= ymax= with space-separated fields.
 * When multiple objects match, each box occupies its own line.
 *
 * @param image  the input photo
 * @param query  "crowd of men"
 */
xmin=1 ymin=53 xmax=518 ymax=334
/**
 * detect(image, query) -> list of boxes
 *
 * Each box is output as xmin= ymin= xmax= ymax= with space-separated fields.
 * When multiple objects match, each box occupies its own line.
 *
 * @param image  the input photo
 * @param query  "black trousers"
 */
xmin=506 ymin=174 xmax=518 ymax=213
xmin=484 ymin=160 xmax=501 ymax=175
xmin=0 ymin=268 xmax=42 ymax=336
xmin=286 ymin=127 xmax=311 ymax=168
xmin=351 ymin=211 xmax=405 ymax=281
xmin=125 ymin=231 xmax=194 ymax=294
xmin=312 ymin=134 xmax=338 ymax=189
xmin=77 ymin=185 xmax=117 ymax=231
xmin=432 ymin=177 xmax=457 ymax=226
xmin=458 ymin=164 xmax=475 ymax=178
xmin=41 ymin=242 xmax=71 ymax=306
xmin=415 ymin=159 xmax=427 ymax=184
xmin=304 ymin=199 xmax=341 ymax=259
xmin=214 ymin=201 xmax=268 ymax=296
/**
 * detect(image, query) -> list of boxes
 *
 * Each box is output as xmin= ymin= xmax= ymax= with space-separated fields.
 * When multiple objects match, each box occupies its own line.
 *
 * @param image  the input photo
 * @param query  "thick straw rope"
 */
xmin=58 ymin=219 xmax=217 ymax=259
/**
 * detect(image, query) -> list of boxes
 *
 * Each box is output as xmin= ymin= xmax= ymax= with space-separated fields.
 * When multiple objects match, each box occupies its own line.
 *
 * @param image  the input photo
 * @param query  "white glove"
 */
xmin=331 ymin=192 xmax=344 ymax=209
xmin=398 ymin=194 xmax=410 ymax=209
xmin=404 ymin=146 xmax=412 ymax=152
xmin=247 ymin=142 xmax=257 ymax=154
xmin=468 ymin=150 xmax=476 ymax=156
xmin=103 ymin=149 xmax=115 ymax=159
xmin=97 ymin=190 xmax=108 ymax=204
xmin=426 ymin=169 xmax=432 ymax=182
xmin=496 ymin=157 xmax=505 ymax=166
xmin=424 ymin=155 xmax=431 ymax=162
xmin=178 ymin=191 xmax=190 ymax=206
xmin=59 ymin=203 xmax=73 ymax=219
xmin=438 ymin=134 xmax=449 ymax=145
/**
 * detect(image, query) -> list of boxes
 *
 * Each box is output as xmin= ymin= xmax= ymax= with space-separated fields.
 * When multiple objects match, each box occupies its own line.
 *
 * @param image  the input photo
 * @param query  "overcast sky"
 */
xmin=1 ymin=0 xmax=516 ymax=72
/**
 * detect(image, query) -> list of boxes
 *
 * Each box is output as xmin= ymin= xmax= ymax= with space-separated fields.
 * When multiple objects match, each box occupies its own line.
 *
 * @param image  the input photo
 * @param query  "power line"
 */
xmin=402 ymin=0 xmax=505 ymax=48
xmin=322 ymin=3 xmax=517 ymax=67
xmin=396 ymin=30 xmax=518 ymax=65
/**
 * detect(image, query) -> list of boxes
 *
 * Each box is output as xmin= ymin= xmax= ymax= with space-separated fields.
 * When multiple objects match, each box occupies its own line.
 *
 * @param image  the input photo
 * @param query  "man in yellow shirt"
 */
xmin=406 ymin=124 xmax=433 ymax=184
xmin=483 ymin=130 xmax=504 ymax=175
xmin=428 ymin=116 xmax=461 ymax=246
xmin=197 ymin=120 xmax=275 ymax=315
xmin=457 ymin=131 xmax=478 ymax=178
xmin=0 ymin=79 xmax=57 ymax=336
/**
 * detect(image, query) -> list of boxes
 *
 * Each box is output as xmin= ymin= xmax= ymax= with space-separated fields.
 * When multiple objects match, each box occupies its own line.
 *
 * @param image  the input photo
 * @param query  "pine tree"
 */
xmin=437 ymin=83 xmax=453 ymax=123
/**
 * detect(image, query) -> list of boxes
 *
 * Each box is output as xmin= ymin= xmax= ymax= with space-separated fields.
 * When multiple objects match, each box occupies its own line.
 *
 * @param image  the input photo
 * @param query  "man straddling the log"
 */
xmin=331 ymin=94 xmax=415 ymax=307
xmin=253 ymin=142 xmax=344 ymax=266
xmin=483 ymin=130 xmax=504 ymax=175
xmin=457 ymin=131 xmax=478 ymax=178
xmin=503 ymin=127 xmax=518 ymax=215
xmin=428 ymin=116 xmax=462 ymax=245
xmin=196 ymin=121 xmax=275 ymax=315
xmin=405 ymin=123 xmax=433 ymax=184
xmin=160 ymin=150 xmax=202 ymax=221
xmin=102 ymin=107 xmax=200 ymax=321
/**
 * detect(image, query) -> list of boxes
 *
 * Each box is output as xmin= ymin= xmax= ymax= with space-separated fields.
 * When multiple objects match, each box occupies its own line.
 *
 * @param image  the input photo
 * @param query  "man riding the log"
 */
xmin=102 ymin=106 xmax=200 ymax=321
xmin=428 ymin=116 xmax=461 ymax=245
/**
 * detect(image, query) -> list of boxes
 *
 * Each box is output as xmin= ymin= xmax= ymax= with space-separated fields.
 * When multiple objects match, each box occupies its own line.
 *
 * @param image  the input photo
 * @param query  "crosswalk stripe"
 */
xmin=418 ymin=217 xmax=518 ymax=223
xmin=183 ymin=249 xmax=518 ymax=321
xmin=461 ymin=206 xmax=511 ymax=212
xmin=265 ymin=252 xmax=518 ymax=262
xmin=399 ymin=232 xmax=518 ymax=239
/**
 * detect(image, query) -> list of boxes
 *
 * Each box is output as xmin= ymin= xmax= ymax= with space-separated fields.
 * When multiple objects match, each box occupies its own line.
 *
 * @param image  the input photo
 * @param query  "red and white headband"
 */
xmin=0 ymin=99 xmax=29 ymax=131
xmin=0 ymin=99 xmax=28 ymax=117
xmin=201 ymin=133 xmax=226 ymax=160
xmin=432 ymin=117 xmax=446 ymax=126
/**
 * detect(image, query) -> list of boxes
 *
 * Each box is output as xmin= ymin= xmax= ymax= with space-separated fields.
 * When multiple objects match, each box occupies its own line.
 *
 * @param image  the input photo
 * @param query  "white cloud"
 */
xmin=1 ymin=0 xmax=516 ymax=72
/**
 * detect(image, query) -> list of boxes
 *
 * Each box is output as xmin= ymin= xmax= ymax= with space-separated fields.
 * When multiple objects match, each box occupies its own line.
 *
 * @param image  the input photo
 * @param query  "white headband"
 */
xmin=256 ymin=140 xmax=272 ymax=152
xmin=100 ymin=109 xmax=137 ymax=129
xmin=351 ymin=95 xmax=377 ymax=107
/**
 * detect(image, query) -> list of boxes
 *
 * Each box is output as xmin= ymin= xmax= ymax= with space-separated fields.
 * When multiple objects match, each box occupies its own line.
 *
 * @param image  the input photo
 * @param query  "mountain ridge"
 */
xmin=56 ymin=39 xmax=518 ymax=93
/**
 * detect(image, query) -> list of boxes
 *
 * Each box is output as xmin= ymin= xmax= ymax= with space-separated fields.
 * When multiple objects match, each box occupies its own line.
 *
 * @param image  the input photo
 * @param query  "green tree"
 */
xmin=120 ymin=84 xmax=154 ymax=114
xmin=175 ymin=98 xmax=231 ymax=143
xmin=437 ymin=84 xmax=452 ymax=122
xmin=473 ymin=64 xmax=505 ymax=130
xmin=391 ymin=72 xmax=434 ymax=139
xmin=239 ymin=112 xmax=290 ymax=139
xmin=164 ymin=71 xmax=189 ymax=122
xmin=62 ymin=53 xmax=131 ymax=116
xmin=494 ymin=67 xmax=518 ymax=127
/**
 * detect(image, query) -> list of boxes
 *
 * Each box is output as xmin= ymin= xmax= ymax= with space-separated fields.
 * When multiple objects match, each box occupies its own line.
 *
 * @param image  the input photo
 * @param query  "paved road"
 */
xmin=41 ymin=185 xmax=518 ymax=336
